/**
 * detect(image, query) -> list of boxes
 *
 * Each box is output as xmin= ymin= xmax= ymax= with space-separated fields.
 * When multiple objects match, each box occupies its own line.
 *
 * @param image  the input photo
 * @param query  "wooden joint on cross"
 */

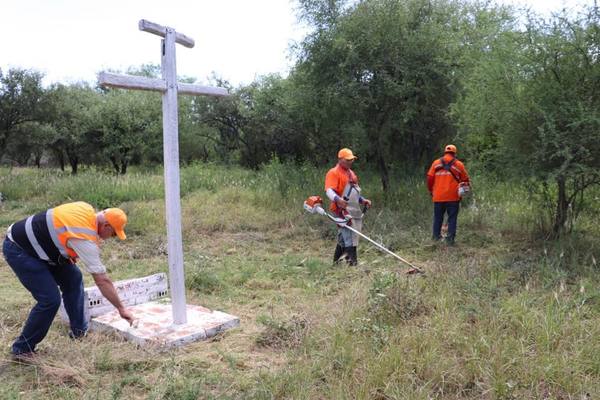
xmin=139 ymin=19 xmax=195 ymax=48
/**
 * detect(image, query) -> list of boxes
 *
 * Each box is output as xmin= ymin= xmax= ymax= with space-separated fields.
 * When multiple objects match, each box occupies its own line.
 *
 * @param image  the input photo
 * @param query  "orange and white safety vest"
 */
xmin=10 ymin=202 xmax=99 ymax=265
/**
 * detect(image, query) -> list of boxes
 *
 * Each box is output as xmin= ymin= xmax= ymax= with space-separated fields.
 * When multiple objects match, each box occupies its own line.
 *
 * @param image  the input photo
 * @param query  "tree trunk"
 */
xmin=372 ymin=119 xmax=390 ymax=192
xmin=110 ymin=156 xmax=120 ymax=174
xmin=200 ymin=145 xmax=209 ymax=162
xmin=552 ymin=175 xmax=568 ymax=237
xmin=69 ymin=156 xmax=79 ymax=175
xmin=375 ymin=142 xmax=389 ymax=192
xmin=17 ymin=153 xmax=30 ymax=166
xmin=0 ymin=125 xmax=11 ymax=156
xmin=0 ymin=137 xmax=7 ymax=157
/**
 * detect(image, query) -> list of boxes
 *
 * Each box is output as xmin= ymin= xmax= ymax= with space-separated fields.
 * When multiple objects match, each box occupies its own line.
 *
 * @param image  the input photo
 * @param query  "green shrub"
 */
xmin=185 ymin=257 xmax=226 ymax=295
xmin=368 ymin=271 xmax=429 ymax=324
xmin=255 ymin=314 xmax=309 ymax=349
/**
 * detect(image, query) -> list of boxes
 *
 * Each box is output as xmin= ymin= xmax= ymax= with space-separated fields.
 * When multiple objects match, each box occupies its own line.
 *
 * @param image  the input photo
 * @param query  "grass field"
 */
xmin=1 ymin=163 xmax=599 ymax=399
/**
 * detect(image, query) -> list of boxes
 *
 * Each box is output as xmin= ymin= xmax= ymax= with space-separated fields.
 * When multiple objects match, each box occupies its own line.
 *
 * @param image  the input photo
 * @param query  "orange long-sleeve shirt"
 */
xmin=325 ymin=164 xmax=358 ymax=213
xmin=426 ymin=154 xmax=470 ymax=202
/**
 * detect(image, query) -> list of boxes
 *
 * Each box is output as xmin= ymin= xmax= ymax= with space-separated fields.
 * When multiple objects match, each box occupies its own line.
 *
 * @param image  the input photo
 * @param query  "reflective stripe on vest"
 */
xmin=46 ymin=208 xmax=66 ymax=257
xmin=10 ymin=202 xmax=99 ymax=264
xmin=11 ymin=210 xmax=66 ymax=263
xmin=25 ymin=215 xmax=49 ymax=260
xmin=52 ymin=202 xmax=99 ymax=259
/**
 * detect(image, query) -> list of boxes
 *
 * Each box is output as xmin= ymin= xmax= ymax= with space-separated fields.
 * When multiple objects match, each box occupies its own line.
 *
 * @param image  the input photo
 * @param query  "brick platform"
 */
xmin=91 ymin=299 xmax=240 ymax=347
xmin=59 ymin=273 xmax=240 ymax=347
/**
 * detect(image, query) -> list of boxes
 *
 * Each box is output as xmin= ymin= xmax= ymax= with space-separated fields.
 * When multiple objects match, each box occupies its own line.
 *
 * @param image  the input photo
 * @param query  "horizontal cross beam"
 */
xmin=178 ymin=82 xmax=228 ymax=97
xmin=139 ymin=19 xmax=195 ymax=48
xmin=98 ymin=72 xmax=229 ymax=97
xmin=98 ymin=72 xmax=165 ymax=92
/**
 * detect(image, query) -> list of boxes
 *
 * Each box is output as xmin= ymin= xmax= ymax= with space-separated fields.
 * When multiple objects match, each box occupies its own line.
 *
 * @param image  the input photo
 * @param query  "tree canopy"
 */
xmin=1 ymin=0 xmax=598 ymax=237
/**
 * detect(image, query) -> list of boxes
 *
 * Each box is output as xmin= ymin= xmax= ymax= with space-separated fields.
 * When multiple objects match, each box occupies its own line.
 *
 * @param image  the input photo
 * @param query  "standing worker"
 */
xmin=3 ymin=201 xmax=135 ymax=361
xmin=427 ymin=144 xmax=470 ymax=245
xmin=325 ymin=148 xmax=372 ymax=265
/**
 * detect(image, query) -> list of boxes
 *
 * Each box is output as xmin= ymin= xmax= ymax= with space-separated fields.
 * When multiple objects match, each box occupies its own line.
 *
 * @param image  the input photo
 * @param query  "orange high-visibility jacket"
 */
xmin=325 ymin=164 xmax=358 ymax=213
xmin=427 ymin=154 xmax=470 ymax=202
xmin=10 ymin=202 xmax=99 ymax=264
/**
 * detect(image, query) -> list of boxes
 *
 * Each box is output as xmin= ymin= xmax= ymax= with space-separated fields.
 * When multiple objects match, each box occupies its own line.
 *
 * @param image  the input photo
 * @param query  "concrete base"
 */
xmin=59 ymin=273 xmax=169 ymax=324
xmin=91 ymin=298 xmax=240 ymax=347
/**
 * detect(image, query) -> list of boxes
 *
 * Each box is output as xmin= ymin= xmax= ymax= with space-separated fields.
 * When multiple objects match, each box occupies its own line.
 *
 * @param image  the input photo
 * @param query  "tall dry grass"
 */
xmin=0 ymin=162 xmax=598 ymax=399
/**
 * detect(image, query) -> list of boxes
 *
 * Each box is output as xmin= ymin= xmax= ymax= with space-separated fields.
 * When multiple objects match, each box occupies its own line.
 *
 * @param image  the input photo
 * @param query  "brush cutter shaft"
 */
xmin=318 ymin=205 xmax=421 ymax=271
xmin=303 ymin=199 xmax=422 ymax=272
xmin=340 ymin=224 xmax=420 ymax=270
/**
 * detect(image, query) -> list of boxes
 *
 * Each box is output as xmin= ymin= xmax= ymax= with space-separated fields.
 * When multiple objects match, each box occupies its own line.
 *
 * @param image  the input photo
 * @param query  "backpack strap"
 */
xmin=434 ymin=157 xmax=461 ymax=182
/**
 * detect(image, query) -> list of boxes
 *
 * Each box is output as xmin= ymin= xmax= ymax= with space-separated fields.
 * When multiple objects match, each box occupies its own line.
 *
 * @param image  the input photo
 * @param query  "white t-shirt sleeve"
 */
xmin=67 ymin=239 xmax=107 ymax=274
xmin=326 ymin=188 xmax=338 ymax=202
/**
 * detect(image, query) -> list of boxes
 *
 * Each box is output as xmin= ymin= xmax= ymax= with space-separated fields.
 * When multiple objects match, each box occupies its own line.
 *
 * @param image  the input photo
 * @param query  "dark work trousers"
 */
xmin=432 ymin=201 xmax=460 ymax=241
xmin=2 ymin=237 xmax=87 ymax=355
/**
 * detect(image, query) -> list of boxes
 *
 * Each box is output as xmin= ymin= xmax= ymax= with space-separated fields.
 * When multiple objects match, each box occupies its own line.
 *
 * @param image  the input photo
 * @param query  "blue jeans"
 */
xmin=433 ymin=201 xmax=460 ymax=241
xmin=3 ymin=238 xmax=87 ymax=355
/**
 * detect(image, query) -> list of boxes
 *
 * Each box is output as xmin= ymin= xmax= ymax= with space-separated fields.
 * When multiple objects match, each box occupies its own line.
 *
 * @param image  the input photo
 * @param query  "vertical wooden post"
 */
xmin=99 ymin=20 xmax=228 ymax=326
xmin=161 ymin=28 xmax=186 ymax=325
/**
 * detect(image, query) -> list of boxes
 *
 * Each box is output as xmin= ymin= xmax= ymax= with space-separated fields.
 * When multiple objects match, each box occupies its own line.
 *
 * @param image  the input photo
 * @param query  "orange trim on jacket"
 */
xmin=426 ymin=154 xmax=470 ymax=202
xmin=325 ymin=164 xmax=358 ymax=213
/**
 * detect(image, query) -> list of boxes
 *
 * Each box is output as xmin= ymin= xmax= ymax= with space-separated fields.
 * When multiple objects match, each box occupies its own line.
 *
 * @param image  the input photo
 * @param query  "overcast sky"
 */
xmin=0 ymin=0 xmax=592 ymax=87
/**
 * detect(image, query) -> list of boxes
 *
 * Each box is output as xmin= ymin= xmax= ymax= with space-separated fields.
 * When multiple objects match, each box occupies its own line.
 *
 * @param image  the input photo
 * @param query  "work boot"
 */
xmin=347 ymin=246 xmax=358 ymax=266
xmin=68 ymin=329 xmax=88 ymax=340
xmin=333 ymin=244 xmax=345 ymax=264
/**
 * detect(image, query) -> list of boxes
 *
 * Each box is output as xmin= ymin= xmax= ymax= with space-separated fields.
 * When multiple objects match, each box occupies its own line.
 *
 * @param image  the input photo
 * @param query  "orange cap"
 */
xmin=338 ymin=148 xmax=358 ymax=160
xmin=103 ymin=208 xmax=127 ymax=240
xmin=444 ymin=144 xmax=457 ymax=154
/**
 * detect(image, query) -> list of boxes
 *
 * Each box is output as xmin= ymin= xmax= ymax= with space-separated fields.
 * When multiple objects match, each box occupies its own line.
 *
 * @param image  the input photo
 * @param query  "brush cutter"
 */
xmin=303 ymin=196 xmax=423 ymax=274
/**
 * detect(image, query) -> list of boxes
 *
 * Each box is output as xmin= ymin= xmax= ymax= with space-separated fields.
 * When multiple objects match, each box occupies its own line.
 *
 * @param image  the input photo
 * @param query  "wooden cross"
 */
xmin=98 ymin=20 xmax=228 ymax=325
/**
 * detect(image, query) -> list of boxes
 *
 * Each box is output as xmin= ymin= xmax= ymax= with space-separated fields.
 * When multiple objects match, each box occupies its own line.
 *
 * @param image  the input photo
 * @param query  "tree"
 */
xmin=96 ymin=89 xmax=161 ymax=174
xmin=247 ymin=75 xmax=311 ymax=165
xmin=46 ymin=83 xmax=100 ymax=174
xmin=0 ymin=68 xmax=46 ymax=156
xmin=188 ymin=79 xmax=248 ymax=165
xmin=522 ymin=8 xmax=600 ymax=235
xmin=3 ymin=122 xmax=56 ymax=167
xmin=297 ymin=0 xmax=347 ymax=29
xmin=455 ymin=5 xmax=600 ymax=236
xmin=293 ymin=0 xmax=464 ymax=190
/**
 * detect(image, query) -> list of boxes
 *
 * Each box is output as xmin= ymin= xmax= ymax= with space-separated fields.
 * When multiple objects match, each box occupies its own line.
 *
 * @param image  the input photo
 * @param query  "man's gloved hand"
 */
xmin=360 ymin=198 xmax=372 ymax=213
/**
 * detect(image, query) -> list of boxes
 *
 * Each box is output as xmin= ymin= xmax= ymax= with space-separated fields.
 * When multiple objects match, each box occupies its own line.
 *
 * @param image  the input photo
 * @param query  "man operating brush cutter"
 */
xmin=324 ymin=148 xmax=372 ymax=266
xmin=304 ymin=196 xmax=423 ymax=274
